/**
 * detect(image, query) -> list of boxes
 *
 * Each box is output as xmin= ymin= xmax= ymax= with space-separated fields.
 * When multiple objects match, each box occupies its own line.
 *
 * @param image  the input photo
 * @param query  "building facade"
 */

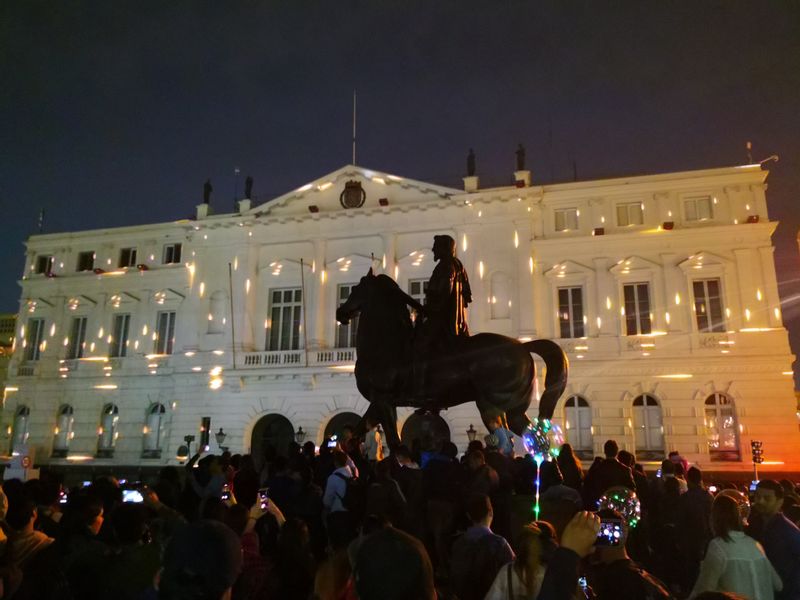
xmin=5 ymin=163 xmax=799 ymax=472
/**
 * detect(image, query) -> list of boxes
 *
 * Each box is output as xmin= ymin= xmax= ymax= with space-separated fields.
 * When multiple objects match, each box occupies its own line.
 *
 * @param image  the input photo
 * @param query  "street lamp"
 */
xmin=177 ymin=434 xmax=195 ymax=461
xmin=295 ymin=426 xmax=306 ymax=444
xmin=215 ymin=427 xmax=229 ymax=452
xmin=466 ymin=424 xmax=477 ymax=442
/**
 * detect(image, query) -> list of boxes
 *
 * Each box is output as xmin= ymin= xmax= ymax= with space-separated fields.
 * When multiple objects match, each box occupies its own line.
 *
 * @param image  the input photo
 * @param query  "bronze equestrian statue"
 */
xmin=335 ymin=235 xmax=568 ymax=449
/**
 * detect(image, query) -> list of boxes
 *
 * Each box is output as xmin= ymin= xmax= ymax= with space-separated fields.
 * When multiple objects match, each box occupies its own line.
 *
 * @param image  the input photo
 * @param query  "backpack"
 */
xmin=334 ymin=472 xmax=367 ymax=519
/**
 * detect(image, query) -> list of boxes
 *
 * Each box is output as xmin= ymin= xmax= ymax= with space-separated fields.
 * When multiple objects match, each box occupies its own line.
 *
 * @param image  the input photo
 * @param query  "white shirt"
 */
xmin=484 ymin=562 xmax=545 ymax=600
xmin=364 ymin=427 xmax=384 ymax=461
xmin=690 ymin=531 xmax=783 ymax=600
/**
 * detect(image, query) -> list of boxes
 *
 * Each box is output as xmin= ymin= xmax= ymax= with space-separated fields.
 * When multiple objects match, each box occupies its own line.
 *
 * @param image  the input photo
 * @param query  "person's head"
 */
xmin=711 ymin=494 xmax=742 ymax=542
xmin=557 ymin=443 xmax=581 ymax=469
xmin=466 ymin=439 xmax=484 ymax=454
xmin=466 ymin=449 xmax=485 ymax=470
xmin=539 ymin=460 xmax=563 ymax=492
xmin=6 ymin=494 xmax=36 ymax=532
xmin=687 ymin=466 xmax=703 ymax=487
xmin=718 ymin=488 xmax=751 ymax=525
xmin=112 ymin=502 xmax=148 ymax=545
xmin=341 ymin=425 xmax=354 ymax=440
xmin=302 ymin=441 xmax=316 ymax=457
xmin=668 ymin=451 xmax=680 ymax=460
xmin=660 ymin=458 xmax=675 ymax=476
xmin=673 ymin=463 xmax=685 ymax=478
xmin=432 ymin=235 xmax=456 ymax=261
xmin=64 ymin=492 xmax=104 ymax=536
xmin=37 ymin=479 xmax=62 ymax=509
xmin=780 ymin=479 xmax=797 ymax=497
xmin=466 ymin=494 xmax=493 ymax=526
xmin=513 ymin=523 xmax=549 ymax=594
xmin=617 ymin=450 xmax=635 ymax=469
xmin=483 ymin=433 xmax=499 ymax=451
xmin=664 ymin=476 xmax=681 ymax=497
xmin=375 ymin=458 xmax=393 ymax=479
xmin=365 ymin=417 xmax=377 ymax=430
xmin=440 ymin=441 xmax=458 ymax=460
xmin=603 ymin=439 xmax=619 ymax=459
xmin=332 ymin=449 xmax=348 ymax=469
xmin=277 ymin=517 xmax=310 ymax=555
xmin=159 ymin=520 xmax=242 ymax=600
xmin=754 ymin=480 xmax=784 ymax=518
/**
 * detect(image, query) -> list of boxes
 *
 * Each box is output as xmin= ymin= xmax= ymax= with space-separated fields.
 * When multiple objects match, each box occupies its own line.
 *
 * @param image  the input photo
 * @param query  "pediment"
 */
xmin=107 ymin=292 xmax=140 ymax=309
xmin=247 ymin=165 xmax=461 ymax=218
xmin=678 ymin=251 xmax=730 ymax=273
xmin=152 ymin=288 xmax=185 ymax=306
xmin=609 ymin=256 xmax=660 ymax=276
xmin=66 ymin=295 xmax=97 ymax=314
xmin=544 ymin=260 xmax=593 ymax=279
xmin=329 ymin=253 xmax=376 ymax=275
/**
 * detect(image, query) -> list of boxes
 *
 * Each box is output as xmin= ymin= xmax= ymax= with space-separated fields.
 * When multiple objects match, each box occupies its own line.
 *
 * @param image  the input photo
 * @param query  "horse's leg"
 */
xmin=476 ymin=399 xmax=505 ymax=438
xmin=373 ymin=398 xmax=400 ymax=450
xmin=505 ymin=400 xmax=533 ymax=437
xmin=356 ymin=402 xmax=381 ymax=439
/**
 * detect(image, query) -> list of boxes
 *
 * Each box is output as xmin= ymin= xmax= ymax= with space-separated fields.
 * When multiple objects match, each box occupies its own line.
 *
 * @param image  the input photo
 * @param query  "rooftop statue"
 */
xmin=244 ymin=175 xmax=253 ymax=200
xmin=516 ymin=143 xmax=526 ymax=171
xmin=336 ymin=235 xmax=568 ymax=449
xmin=203 ymin=179 xmax=213 ymax=204
xmin=467 ymin=148 xmax=476 ymax=177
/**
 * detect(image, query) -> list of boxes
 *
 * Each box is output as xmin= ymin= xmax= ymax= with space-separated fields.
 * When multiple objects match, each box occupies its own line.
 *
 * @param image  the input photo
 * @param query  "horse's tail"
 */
xmin=523 ymin=339 xmax=569 ymax=421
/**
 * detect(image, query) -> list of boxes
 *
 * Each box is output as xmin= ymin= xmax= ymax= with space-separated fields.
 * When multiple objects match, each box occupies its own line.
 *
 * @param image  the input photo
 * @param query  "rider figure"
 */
xmin=414 ymin=234 xmax=472 ymax=399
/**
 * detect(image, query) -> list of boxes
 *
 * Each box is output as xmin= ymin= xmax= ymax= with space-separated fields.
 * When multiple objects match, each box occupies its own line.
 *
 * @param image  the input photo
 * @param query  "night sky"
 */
xmin=2 ymin=2 xmax=799 ymax=377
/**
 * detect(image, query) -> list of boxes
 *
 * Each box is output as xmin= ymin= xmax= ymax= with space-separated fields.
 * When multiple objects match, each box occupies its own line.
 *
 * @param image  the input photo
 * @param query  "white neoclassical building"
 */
xmin=5 ymin=162 xmax=799 ymax=474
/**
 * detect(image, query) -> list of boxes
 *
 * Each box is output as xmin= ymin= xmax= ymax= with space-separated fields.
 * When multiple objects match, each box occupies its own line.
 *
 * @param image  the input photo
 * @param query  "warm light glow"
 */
xmin=744 ymin=308 xmax=751 ymax=321
xmin=245 ymin=278 xmax=251 ymax=294
xmin=192 ymin=366 xmax=202 ymax=372
xmin=321 ymin=269 xmax=327 ymax=284
xmin=774 ymin=307 xmax=781 ymax=319
xmin=49 ymin=323 xmax=56 ymax=337
xmin=479 ymin=261 xmax=484 ymax=279
xmin=209 ymin=378 xmax=223 ymax=390
xmin=209 ymin=366 xmax=223 ymax=376
xmin=185 ymin=351 xmax=195 ymax=357
xmin=596 ymin=316 xmax=602 ymax=328
xmin=318 ymin=181 xmax=333 ymax=191
xmin=513 ymin=230 xmax=519 ymax=248
xmin=782 ymin=371 xmax=793 ymax=376
xmin=657 ymin=374 xmax=693 ymax=379
xmin=142 ymin=325 xmax=148 ymax=335
xmin=213 ymin=350 xmax=224 ymax=355
xmin=394 ymin=265 xmax=399 ymax=280
xmin=665 ymin=312 xmax=671 ymax=325
xmin=94 ymin=384 xmax=118 ymax=390
xmin=756 ymin=289 xmax=762 ymax=301
xmin=330 ymin=364 xmax=356 ymax=372
xmin=65 ymin=455 xmax=93 ymax=462
xmin=675 ymin=293 xmax=681 ymax=305
xmin=145 ymin=353 xmax=167 ymax=360
xmin=80 ymin=356 xmax=109 ymax=362
xmin=233 ymin=256 xmax=238 ymax=271
xmin=462 ymin=234 xmax=468 ymax=253
xmin=97 ymin=327 xmax=104 ymax=339
xmin=529 ymin=257 xmax=534 ymax=274
xmin=372 ymin=176 xmax=386 ymax=185
xmin=606 ymin=297 xmax=612 ymax=310
xmin=4 ymin=386 xmax=18 ymax=393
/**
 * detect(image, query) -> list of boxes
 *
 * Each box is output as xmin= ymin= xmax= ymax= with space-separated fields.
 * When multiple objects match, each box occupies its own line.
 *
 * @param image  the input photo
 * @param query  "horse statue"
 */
xmin=335 ymin=269 xmax=568 ymax=448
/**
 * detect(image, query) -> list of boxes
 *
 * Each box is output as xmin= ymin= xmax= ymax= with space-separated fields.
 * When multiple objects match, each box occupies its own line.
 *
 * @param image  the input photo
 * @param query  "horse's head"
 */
xmin=335 ymin=268 xmax=375 ymax=325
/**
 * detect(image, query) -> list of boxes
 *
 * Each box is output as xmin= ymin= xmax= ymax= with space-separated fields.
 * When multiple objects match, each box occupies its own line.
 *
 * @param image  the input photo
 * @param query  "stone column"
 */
xmin=758 ymin=246 xmax=782 ymax=327
xmin=661 ymin=253 xmax=687 ymax=333
xmin=309 ymin=239 xmax=327 ymax=349
xmin=593 ymin=258 xmax=614 ymax=336
xmin=380 ymin=232 xmax=396 ymax=278
xmin=514 ymin=220 xmax=535 ymax=337
xmin=734 ymin=248 xmax=765 ymax=328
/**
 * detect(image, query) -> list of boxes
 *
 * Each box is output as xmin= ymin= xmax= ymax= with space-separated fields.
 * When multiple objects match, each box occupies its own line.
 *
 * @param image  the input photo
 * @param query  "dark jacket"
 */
xmin=450 ymin=525 xmax=514 ymax=600
xmin=675 ymin=486 xmax=713 ymax=560
xmin=761 ymin=513 xmax=800 ymax=600
xmin=582 ymin=458 xmax=635 ymax=509
xmin=587 ymin=558 xmax=672 ymax=599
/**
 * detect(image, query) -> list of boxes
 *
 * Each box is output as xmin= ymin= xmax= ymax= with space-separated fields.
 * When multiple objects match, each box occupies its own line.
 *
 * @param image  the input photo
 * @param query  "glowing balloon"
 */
xmin=597 ymin=486 xmax=642 ymax=528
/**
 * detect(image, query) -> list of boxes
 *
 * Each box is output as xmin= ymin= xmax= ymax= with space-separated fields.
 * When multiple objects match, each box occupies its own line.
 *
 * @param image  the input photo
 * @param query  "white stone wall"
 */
xmin=4 ymin=164 xmax=798 ymax=472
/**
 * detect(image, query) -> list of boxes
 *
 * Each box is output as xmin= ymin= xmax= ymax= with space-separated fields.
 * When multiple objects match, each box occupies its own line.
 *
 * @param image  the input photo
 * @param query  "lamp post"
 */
xmin=466 ymin=424 xmax=477 ymax=442
xmin=295 ymin=426 xmax=306 ymax=444
xmin=751 ymin=440 xmax=763 ymax=483
xmin=215 ymin=427 xmax=228 ymax=452
xmin=177 ymin=434 xmax=195 ymax=461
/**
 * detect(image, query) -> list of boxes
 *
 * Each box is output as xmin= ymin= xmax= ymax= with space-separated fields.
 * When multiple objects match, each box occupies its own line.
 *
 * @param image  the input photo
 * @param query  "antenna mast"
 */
xmin=352 ymin=90 xmax=357 ymax=165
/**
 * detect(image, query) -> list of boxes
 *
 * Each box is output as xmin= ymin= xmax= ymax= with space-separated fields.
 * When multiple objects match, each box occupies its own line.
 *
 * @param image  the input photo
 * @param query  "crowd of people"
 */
xmin=0 ymin=419 xmax=797 ymax=600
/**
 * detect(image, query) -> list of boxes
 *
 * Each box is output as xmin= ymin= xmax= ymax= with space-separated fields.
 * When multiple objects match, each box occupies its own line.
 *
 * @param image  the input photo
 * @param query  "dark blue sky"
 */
xmin=2 ymin=2 xmax=799 ymax=374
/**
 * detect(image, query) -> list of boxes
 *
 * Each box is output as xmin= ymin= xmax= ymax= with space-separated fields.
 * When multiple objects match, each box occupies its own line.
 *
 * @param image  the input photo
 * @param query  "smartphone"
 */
xmin=578 ymin=576 xmax=588 ymax=589
xmin=81 ymin=480 xmax=92 ymax=488
xmin=749 ymin=480 xmax=759 ymax=492
xmin=708 ymin=485 xmax=718 ymax=494
xmin=58 ymin=490 xmax=68 ymax=505
xmin=595 ymin=518 xmax=623 ymax=547
xmin=656 ymin=468 xmax=662 ymax=478
xmin=327 ymin=435 xmax=338 ymax=448
xmin=122 ymin=489 xmax=144 ymax=503
xmin=221 ymin=483 xmax=231 ymax=502
xmin=258 ymin=487 xmax=269 ymax=510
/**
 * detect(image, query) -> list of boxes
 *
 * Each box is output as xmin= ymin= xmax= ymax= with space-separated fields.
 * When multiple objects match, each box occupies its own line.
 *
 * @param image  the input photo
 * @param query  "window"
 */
xmin=109 ymin=314 xmax=131 ymax=357
xmin=705 ymin=393 xmax=740 ymax=461
xmin=35 ymin=255 xmax=54 ymax=275
xmin=408 ymin=279 xmax=428 ymax=322
xmin=693 ymin=279 xmax=725 ymax=333
xmin=563 ymin=396 xmax=592 ymax=452
xmin=623 ymin=283 xmax=652 ymax=335
xmin=558 ymin=287 xmax=585 ymax=338
xmin=684 ymin=196 xmax=713 ymax=222
xmin=143 ymin=403 xmax=166 ymax=457
xmin=76 ymin=251 xmax=95 ymax=272
xmin=555 ymin=208 xmax=579 ymax=232
xmin=118 ymin=247 xmax=137 ymax=268
xmin=267 ymin=289 xmax=302 ymax=351
xmin=67 ymin=317 xmax=88 ymax=359
xmin=162 ymin=243 xmax=182 ymax=264
xmin=98 ymin=404 xmax=119 ymax=456
xmin=632 ymin=394 xmax=664 ymax=454
xmin=23 ymin=318 xmax=45 ymax=361
xmin=336 ymin=284 xmax=359 ymax=348
xmin=616 ymin=202 xmax=644 ymax=226
xmin=155 ymin=311 xmax=176 ymax=355
xmin=11 ymin=406 xmax=30 ymax=452
xmin=53 ymin=404 xmax=75 ymax=457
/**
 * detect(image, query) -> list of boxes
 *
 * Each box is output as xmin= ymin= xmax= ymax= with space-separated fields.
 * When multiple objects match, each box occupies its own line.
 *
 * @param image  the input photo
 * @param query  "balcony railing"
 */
xmin=240 ymin=348 xmax=357 ymax=369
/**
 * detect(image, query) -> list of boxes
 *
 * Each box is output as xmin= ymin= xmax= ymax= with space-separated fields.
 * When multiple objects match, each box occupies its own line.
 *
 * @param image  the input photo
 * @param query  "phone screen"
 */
xmin=58 ymin=490 xmax=68 ymax=505
xmin=221 ymin=484 xmax=231 ymax=502
xmin=749 ymin=480 xmax=759 ymax=492
xmin=595 ymin=519 xmax=623 ymax=547
xmin=258 ymin=488 xmax=269 ymax=509
xmin=122 ymin=489 xmax=144 ymax=503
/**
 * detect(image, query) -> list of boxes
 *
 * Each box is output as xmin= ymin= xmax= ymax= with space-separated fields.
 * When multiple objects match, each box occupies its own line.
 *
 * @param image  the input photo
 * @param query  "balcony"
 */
xmin=240 ymin=348 xmax=357 ymax=369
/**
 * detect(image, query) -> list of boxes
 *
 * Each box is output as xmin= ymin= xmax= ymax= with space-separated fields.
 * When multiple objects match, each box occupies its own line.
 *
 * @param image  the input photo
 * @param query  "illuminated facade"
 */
xmin=5 ymin=163 xmax=799 ymax=471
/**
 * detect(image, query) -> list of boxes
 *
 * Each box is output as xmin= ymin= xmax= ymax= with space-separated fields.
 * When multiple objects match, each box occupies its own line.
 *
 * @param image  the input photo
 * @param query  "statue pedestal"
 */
xmin=463 ymin=175 xmax=479 ymax=192
xmin=514 ymin=170 xmax=531 ymax=187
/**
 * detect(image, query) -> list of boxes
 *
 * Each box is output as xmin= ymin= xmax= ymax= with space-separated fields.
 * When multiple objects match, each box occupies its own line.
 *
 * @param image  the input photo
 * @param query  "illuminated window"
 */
xmin=118 ymin=247 xmax=137 ymax=268
xmin=97 ymin=404 xmax=119 ymax=457
xmin=632 ymin=394 xmax=664 ymax=454
xmin=52 ymin=404 xmax=75 ymax=457
xmin=109 ymin=314 xmax=131 ymax=358
xmin=336 ymin=284 xmax=359 ymax=348
xmin=162 ymin=243 xmax=182 ymax=265
xmin=11 ymin=405 xmax=30 ymax=452
xmin=155 ymin=311 xmax=176 ymax=355
xmin=623 ymin=283 xmax=652 ymax=336
xmin=692 ymin=279 xmax=725 ymax=333
xmin=67 ymin=317 xmax=88 ymax=359
xmin=76 ymin=251 xmax=95 ymax=272
xmin=616 ymin=202 xmax=643 ymax=226
xmin=35 ymin=255 xmax=54 ymax=275
xmin=142 ymin=403 xmax=166 ymax=458
xmin=563 ymin=395 xmax=592 ymax=452
xmin=684 ymin=196 xmax=713 ymax=222
xmin=266 ymin=289 xmax=302 ymax=351
xmin=555 ymin=208 xmax=578 ymax=232
xmin=705 ymin=393 xmax=740 ymax=461
xmin=558 ymin=287 xmax=584 ymax=338
xmin=23 ymin=318 xmax=45 ymax=362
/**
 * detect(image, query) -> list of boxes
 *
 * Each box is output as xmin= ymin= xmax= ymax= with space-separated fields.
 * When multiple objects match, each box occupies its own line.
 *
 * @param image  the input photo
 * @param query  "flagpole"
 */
xmin=352 ymin=90 xmax=357 ymax=165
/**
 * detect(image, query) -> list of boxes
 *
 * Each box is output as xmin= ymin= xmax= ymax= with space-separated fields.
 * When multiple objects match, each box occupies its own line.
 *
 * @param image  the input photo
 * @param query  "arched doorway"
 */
xmin=324 ymin=411 xmax=362 ymax=442
xmin=251 ymin=414 xmax=294 ymax=471
xmin=401 ymin=412 xmax=450 ymax=451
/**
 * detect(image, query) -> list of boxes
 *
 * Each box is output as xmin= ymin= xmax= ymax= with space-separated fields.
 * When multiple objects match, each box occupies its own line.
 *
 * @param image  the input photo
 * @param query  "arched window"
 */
xmin=563 ymin=395 xmax=592 ymax=453
xmin=53 ymin=404 xmax=75 ymax=457
xmin=632 ymin=394 xmax=664 ymax=455
xmin=97 ymin=404 xmax=119 ymax=457
xmin=11 ymin=405 xmax=30 ymax=452
xmin=705 ymin=393 xmax=740 ymax=461
xmin=143 ymin=403 xmax=166 ymax=458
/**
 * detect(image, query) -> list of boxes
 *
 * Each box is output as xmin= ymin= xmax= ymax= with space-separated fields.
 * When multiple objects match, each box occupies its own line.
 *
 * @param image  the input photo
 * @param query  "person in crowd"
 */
xmin=449 ymin=494 xmax=515 ymax=600
xmin=153 ymin=467 xmax=182 ymax=511
xmin=366 ymin=458 xmax=407 ymax=528
xmin=363 ymin=417 xmax=384 ymax=464
xmin=57 ymin=490 xmax=109 ymax=599
xmin=264 ymin=455 xmax=300 ymax=512
xmin=586 ymin=508 xmax=672 ymax=599
xmin=582 ymin=439 xmax=635 ymax=510
xmin=6 ymin=493 xmax=55 ymax=567
xmin=555 ymin=443 xmax=584 ymax=493
xmin=537 ymin=510 xmax=602 ymax=600
xmin=186 ymin=451 xmax=227 ymax=505
xmin=232 ymin=455 xmax=260 ymax=509
xmin=423 ymin=440 xmax=462 ymax=572
xmin=669 ymin=450 xmax=689 ymax=475
xmin=487 ymin=415 xmax=515 ymax=458
xmin=676 ymin=466 xmax=714 ymax=592
xmin=752 ymin=480 xmax=800 ymax=600
xmin=690 ymin=494 xmax=782 ymax=599
xmin=464 ymin=449 xmax=500 ymax=498
xmin=618 ymin=450 xmax=650 ymax=511
xmin=158 ymin=519 xmax=242 ymax=600
xmin=673 ymin=462 xmax=689 ymax=493
xmin=484 ymin=522 xmax=554 ymax=599
xmin=264 ymin=517 xmax=316 ymax=599
xmin=323 ymin=449 xmax=357 ymax=549
xmin=32 ymin=477 xmax=63 ymax=539
xmin=484 ymin=435 xmax=515 ymax=541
